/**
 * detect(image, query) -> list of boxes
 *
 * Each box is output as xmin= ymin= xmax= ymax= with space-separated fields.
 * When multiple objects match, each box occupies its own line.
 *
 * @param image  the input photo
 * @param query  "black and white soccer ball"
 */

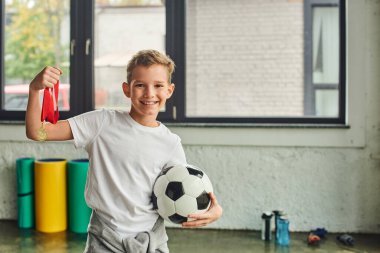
xmin=151 ymin=164 xmax=213 ymax=224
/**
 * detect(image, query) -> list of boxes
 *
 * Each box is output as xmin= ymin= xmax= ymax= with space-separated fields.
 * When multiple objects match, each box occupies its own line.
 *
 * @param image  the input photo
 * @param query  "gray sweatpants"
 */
xmin=83 ymin=211 xmax=170 ymax=253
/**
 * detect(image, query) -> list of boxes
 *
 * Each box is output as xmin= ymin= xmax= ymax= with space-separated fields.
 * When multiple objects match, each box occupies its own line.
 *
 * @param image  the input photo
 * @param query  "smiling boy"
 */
xmin=26 ymin=50 xmax=222 ymax=252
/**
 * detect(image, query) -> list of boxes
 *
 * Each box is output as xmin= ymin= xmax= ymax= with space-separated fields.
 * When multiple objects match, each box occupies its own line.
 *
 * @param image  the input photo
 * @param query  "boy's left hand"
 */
xmin=182 ymin=192 xmax=223 ymax=228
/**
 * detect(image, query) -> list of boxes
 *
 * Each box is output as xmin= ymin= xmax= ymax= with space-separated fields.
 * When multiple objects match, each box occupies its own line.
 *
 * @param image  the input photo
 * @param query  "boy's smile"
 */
xmin=122 ymin=64 xmax=174 ymax=127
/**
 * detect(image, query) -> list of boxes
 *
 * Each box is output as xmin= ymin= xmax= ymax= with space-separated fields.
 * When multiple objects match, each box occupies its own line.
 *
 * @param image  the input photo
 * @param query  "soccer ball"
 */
xmin=151 ymin=164 xmax=213 ymax=224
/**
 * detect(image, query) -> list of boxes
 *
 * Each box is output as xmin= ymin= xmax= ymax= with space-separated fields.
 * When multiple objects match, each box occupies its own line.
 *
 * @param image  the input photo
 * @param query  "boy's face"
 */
xmin=122 ymin=64 xmax=174 ymax=126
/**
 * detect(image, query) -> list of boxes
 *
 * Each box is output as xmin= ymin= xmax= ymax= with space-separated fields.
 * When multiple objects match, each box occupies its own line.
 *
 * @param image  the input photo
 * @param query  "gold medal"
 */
xmin=37 ymin=123 xmax=47 ymax=142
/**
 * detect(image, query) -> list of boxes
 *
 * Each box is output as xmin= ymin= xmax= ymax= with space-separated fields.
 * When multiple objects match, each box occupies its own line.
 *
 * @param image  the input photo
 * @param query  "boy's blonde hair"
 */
xmin=126 ymin=49 xmax=175 ymax=84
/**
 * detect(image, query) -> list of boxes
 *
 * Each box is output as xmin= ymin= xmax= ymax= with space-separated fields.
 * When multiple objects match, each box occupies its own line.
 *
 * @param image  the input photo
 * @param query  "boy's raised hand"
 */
xmin=26 ymin=66 xmax=73 ymax=141
xmin=30 ymin=66 xmax=62 ymax=90
xmin=182 ymin=192 xmax=223 ymax=228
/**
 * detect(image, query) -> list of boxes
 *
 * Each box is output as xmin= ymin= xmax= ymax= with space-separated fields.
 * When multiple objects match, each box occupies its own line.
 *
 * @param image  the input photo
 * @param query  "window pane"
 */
xmin=185 ymin=0 xmax=340 ymax=118
xmin=94 ymin=0 xmax=165 ymax=110
xmin=3 ymin=0 xmax=70 ymax=111
xmin=315 ymin=89 xmax=338 ymax=117
xmin=312 ymin=7 xmax=339 ymax=84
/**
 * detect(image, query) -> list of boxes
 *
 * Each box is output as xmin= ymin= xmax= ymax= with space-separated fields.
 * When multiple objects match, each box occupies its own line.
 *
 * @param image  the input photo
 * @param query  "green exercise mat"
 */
xmin=17 ymin=195 xmax=34 ymax=228
xmin=68 ymin=159 xmax=92 ymax=233
xmin=16 ymin=157 xmax=35 ymax=228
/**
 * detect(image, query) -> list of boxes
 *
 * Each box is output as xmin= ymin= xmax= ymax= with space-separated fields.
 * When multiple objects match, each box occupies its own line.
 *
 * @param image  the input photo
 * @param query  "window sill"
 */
xmin=0 ymin=122 xmax=362 ymax=148
xmin=165 ymin=122 xmax=350 ymax=129
xmin=166 ymin=122 xmax=363 ymax=148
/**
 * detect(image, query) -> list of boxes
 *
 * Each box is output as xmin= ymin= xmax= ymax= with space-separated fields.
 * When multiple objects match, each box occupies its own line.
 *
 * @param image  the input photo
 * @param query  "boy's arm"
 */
xmin=25 ymin=66 xmax=73 ymax=141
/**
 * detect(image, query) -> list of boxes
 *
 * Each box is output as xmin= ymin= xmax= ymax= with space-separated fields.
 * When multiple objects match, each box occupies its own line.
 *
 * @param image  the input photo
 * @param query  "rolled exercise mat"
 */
xmin=16 ymin=157 xmax=35 ymax=228
xmin=67 ymin=159 xmax=92 ymax=233
xmin=34 ymin=158 xmax=67 ymax=233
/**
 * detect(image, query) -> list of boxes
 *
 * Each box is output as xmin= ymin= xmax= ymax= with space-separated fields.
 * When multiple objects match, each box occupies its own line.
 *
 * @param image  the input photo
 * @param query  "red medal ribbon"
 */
xmin=41 ymin=80 xmax=59 ymax=124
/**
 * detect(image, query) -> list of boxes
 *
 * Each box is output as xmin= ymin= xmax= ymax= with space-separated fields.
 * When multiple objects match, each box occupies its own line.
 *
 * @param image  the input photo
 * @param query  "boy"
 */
xmin=26 ymin=50 xmax=222 ymax=252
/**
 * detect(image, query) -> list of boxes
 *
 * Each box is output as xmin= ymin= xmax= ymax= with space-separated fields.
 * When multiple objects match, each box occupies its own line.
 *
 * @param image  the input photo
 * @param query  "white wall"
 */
xmin=0 ymin=0 xmax=380 ymax=233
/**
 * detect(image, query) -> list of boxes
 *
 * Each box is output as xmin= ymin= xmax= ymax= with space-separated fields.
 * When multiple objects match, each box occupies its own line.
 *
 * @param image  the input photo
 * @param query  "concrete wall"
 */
xmin=1 ymin=0 xmax=380 ymax=233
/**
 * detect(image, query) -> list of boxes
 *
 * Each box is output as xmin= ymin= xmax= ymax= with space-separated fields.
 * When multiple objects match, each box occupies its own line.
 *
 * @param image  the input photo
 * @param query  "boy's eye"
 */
xmin=135 ymin=83 xmax=144 ymax=87
xmin=155 ymin=84 xmax=164 ymax=88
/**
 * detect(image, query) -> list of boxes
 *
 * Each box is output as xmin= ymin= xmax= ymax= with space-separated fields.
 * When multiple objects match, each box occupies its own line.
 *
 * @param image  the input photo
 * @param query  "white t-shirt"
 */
xmin=68 ymin=109 xmax=186 ymax=237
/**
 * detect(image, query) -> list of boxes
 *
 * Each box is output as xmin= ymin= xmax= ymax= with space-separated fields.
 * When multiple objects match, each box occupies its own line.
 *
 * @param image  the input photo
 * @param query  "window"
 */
xmin=304 ymin=0 xmax=341 ymax=117
xmin=1 ymin=0 xmax=71 ymax=120
xmin=0 ymin=0 xmax=93 ymax=121
xmin=165 ymin=0 xmax=345 ymax=124
xmin=0 ymin=0 xmax=345 ymax=125
xmin=93 ymin=0 xmax=165 ymax=110
xmin=0 ymin=0 xmax=167 ymax=121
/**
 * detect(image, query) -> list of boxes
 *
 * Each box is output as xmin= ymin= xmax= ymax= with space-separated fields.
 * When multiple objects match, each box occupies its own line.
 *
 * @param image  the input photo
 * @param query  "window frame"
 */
xmin=164 ymin=0 xmax=346 ymax=125
xmin=0 ymin=0 xmax=93 ymax=122
xmin=0 ymin=0 xmax=345 ymax=125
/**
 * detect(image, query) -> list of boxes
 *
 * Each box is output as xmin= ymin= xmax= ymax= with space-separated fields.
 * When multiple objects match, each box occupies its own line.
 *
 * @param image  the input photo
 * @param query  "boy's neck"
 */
xmin=128 ymin=111 xmax=160 ymax=128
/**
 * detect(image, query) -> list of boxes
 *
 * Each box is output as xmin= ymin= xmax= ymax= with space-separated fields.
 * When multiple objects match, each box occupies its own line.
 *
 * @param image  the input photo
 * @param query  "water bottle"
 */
xmin=273 ymin=210 xmax=284 ymax=240
xmin=261 ymin=211 xmax=273 ymax=241
xmin=277 ymin=216 xmax=290 ymax=246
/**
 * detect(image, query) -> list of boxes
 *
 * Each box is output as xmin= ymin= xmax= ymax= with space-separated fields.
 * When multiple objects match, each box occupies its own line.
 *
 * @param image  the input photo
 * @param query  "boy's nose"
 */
xmin=144 ymin=87 xmax=154 ymax=98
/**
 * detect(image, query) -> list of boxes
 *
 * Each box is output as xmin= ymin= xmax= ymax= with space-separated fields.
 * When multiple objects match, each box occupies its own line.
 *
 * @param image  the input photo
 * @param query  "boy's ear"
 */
xmin=122 ymin=82 xmax=131 ymax=98
xmin=167 ymin=83 xmax=175 ymax=98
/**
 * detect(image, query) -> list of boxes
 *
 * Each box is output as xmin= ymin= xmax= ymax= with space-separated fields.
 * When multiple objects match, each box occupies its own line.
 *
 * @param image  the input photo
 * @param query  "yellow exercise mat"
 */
xmin=34 ymin=158 xmax=67 ymax=233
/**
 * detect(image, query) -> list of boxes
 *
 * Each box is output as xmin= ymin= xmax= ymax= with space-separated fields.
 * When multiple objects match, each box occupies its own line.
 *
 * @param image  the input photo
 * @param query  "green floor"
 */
xmin=0 ymin=220 xmax=379 ymax=253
